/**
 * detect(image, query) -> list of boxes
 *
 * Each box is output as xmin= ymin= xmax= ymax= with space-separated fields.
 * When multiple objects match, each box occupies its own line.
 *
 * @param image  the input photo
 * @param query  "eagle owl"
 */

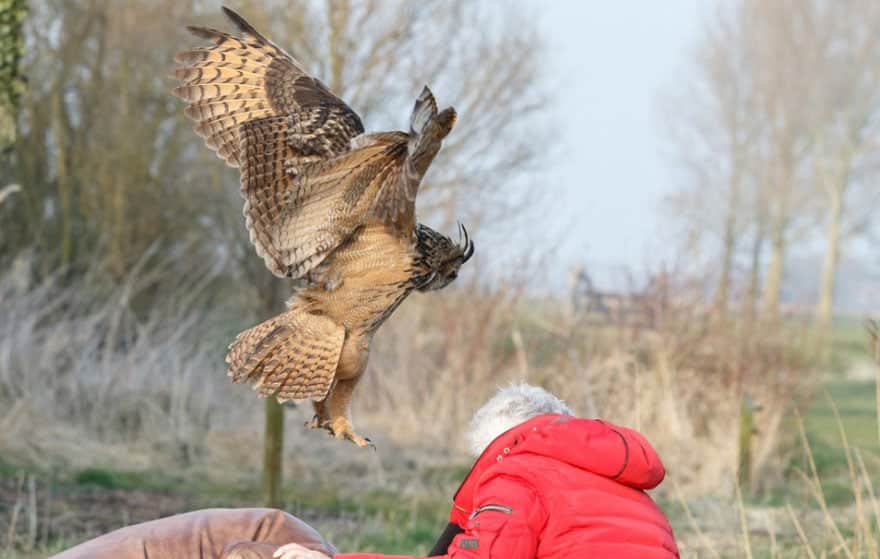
xmin=173 ymin=8 xmax=472 ymax=447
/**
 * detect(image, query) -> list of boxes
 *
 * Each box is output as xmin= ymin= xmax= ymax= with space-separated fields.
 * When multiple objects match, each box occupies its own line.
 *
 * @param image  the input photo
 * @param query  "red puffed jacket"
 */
xmin=336 ymin=414 xmax=679 ymax=559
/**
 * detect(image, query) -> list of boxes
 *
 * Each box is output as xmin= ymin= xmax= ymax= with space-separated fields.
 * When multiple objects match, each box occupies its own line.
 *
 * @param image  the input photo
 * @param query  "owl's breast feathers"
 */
xmin=291 ymin=224 xmax=423 ymax=334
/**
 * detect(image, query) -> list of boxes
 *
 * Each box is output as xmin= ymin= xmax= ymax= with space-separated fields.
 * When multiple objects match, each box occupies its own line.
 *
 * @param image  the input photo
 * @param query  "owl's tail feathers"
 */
xmin=407 ymin=86 xmax=456 ymax=177
xmin=226 ymin=308 xmax=345 ymax=402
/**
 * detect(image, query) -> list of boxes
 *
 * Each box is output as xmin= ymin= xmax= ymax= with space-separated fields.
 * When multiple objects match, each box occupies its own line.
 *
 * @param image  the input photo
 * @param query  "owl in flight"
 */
xmin=173 ymin=8 xmax=472 ymax=447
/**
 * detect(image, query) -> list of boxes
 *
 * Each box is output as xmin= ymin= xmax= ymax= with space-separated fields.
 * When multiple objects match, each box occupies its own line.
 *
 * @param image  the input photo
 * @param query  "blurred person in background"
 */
xmin=275 ymin=383 xmax=679 ymax=559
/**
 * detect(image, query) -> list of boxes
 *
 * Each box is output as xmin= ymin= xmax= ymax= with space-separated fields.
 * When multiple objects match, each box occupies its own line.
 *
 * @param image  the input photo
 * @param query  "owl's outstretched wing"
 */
xmin=373 ymin=86 xmax=457 ymax=232
xmin=174 ymin=9 xmax=456 ymax=278
xmin=174 ymin=7 xmax=372 ymax=278
xmin=173 ymin=7 xmax=362 ymax=168
xmin=244 ymin=125 xmax=406 ymax=278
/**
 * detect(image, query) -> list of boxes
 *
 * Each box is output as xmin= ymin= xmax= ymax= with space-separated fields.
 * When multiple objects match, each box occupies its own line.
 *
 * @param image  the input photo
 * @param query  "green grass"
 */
xmin=0 ymin=541 xmax=73 ymax=559
xmin=72 ymin=467 xmax=190 ymax=492
xmin=805 ymin=381 xmax=878 ymax=455
xmin=827 ymin=316 xmax=874 ymax=374
xmin=329 ymin=499 xmax=448 ymax=555
xmin=787 ymin=319 xmax=879 ymax=491
xmin=776 ymin=374 xmax=880 ymax=507
xmin=0 ymin=461 xmax=456 ymax=556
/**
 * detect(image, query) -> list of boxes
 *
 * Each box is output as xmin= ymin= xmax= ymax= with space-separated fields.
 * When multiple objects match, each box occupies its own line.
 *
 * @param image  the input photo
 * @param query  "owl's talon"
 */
xmin=346 ymin=433 xmax=375 ymax=449
xmin=326 ymin=417 xmax=374 ymax=448
xmin=306 ymin=414 xmax=333 ymax=432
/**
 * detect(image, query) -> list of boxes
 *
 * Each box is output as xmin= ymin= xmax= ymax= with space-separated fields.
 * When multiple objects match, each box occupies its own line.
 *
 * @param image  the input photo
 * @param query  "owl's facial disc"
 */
xmin=416 ymin=223 xmax=474 ymax=292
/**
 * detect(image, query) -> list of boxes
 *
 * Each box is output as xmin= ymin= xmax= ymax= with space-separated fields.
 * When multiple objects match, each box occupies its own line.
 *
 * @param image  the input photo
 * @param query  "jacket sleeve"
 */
xmin=334 ymin=474 xmax=546 ymax=559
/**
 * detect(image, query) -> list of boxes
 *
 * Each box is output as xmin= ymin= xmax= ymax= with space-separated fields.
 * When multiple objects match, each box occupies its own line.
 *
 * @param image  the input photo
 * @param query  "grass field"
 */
xmin=1 ymin=309 xmax=878 ymax=558
xmin=4 ymin=378 xmax=878 ymax=558
xmin=0 ymin=455 xmax=458 ymax=558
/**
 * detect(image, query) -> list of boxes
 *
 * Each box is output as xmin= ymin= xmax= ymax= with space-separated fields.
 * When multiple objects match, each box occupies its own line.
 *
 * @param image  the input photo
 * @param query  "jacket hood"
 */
xmin=451 ymin=414 xmax=666 ymax=525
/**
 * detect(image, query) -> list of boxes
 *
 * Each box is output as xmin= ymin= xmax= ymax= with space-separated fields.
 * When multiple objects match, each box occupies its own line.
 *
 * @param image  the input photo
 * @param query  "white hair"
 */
xmin=466 ymin=383 xmax=574 ymax=456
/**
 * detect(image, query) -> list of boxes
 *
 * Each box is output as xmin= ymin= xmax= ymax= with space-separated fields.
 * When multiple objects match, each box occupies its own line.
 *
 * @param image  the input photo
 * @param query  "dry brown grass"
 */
xmin=0 ymin=263 xmax=819 ymax=496
xmin=0 ymin=268 xmax=243 ymax=471
xmin=359 ymin=275 xmax=817 ymax=499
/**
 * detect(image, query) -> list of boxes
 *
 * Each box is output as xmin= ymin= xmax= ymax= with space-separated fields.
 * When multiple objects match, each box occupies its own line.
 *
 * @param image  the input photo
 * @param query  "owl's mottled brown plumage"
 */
xmin=173 ymin=7 xmax=473 ymax=446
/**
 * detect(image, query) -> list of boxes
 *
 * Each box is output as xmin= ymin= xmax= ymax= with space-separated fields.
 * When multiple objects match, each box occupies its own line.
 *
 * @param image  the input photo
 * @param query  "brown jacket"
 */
xmin=50 ymin=508 xmax=337 ymax=559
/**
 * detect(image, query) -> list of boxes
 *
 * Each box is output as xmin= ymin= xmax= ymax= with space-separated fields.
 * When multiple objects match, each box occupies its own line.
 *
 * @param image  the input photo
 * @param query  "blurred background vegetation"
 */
xmin=0 ymin=0 xmax=878 ymax=557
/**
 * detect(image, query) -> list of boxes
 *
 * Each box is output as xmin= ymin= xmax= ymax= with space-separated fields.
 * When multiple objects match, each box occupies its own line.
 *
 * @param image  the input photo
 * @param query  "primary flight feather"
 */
xmin=172 ymin=7 xmax=473 ymax=447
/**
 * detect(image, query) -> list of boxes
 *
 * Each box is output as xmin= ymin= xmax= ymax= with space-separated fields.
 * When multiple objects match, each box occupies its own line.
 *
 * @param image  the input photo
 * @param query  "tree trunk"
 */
xmin=51 ymin=89 xmax=72 ymax=269
xmin=262 ymin=397 xmax=284 ymax=508
xmin=816 ymin=187 xmax=842 ymax=338
xmin=745 ymin=220 xmax=764 ymax=318
xmin=762 ymin=223 xmax=785 ymax=320
xmin=737 ymin=395 xmax=754 ymax=493
xmin=327 ymin=0 xmax=349 ymax=94
xmin=716 ymin=231 xmax=734 ymax=314
xmin=715 ymin=171 xmax=740 ymax=315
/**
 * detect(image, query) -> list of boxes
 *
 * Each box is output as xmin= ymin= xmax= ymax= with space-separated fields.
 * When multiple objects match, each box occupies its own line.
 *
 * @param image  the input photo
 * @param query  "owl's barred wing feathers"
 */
xmin=172 ymin=7 xmax=363 ymax=168
xmin=226 ymin=308 xmax=344 ymax=401
xmin=173 ymin=7 xmax=367 ymax=278
xmin=240 ymin=120 xmax=407 ymax=278
xmin=375 ymin=87 xmax=457 ymax=231
xmin=173 ymin=7 xmax=456 ymax=279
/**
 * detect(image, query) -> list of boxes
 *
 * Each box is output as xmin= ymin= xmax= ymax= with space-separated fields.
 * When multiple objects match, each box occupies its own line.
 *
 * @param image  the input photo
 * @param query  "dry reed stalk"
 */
xmin=827 ymin=393 xmax=872 ymax=555
xmin=786 ymin=503 xmax=818 ymax=559
xmin=793 ymin=408 xmax=854 ymax=559
xmin=869 ymin=321 xmax=880 ymax=447
xmin=672 ymin=481 xmax=722 ymax=559
xmin=855 ymin=449 xmax=880 ymax=558
xmin=735 ymin=480 xmax=753 ymax=559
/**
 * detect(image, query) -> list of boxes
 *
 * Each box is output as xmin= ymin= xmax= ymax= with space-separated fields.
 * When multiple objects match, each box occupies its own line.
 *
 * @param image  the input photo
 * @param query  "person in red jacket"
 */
xmin=275 ymin=384 xmax=679 ymax=559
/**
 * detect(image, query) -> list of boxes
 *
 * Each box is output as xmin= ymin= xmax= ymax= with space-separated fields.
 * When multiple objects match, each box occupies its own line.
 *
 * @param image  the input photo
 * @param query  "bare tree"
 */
xmin=808 ymin=0 xmax=880 ymax=336
xmin=659 ymin=4 xmax=762 ymax=315
xmin=662 ymin=0 xmax=880 ymax=326
xmin=6 ymin=0 xmax=224 ymax=274
xmin=743 ymin=0 xmax=821 ymax=320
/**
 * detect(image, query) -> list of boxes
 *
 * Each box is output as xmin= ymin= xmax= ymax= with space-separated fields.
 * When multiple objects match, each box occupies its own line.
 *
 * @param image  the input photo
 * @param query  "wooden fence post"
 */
xmin=737 ymin=394 xmax=754 ymax=493
xmin=262 ymin=397 xmax=284 ymax=508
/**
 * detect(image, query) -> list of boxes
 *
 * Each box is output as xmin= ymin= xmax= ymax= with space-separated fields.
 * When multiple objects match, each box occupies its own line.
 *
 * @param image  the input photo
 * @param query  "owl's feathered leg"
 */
xmin=302 ymin=333 xmax=373 ymax=447
xmin=322 ymin=375 xmax=373 ymax=448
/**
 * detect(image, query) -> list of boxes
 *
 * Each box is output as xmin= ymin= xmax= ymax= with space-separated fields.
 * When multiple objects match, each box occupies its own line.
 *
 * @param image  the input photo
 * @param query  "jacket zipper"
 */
xmin=469 ymin=504 xmax=513 ymax=518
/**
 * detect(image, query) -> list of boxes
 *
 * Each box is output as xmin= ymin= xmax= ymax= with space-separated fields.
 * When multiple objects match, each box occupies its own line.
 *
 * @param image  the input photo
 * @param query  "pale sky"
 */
xmin=539 ymin=1 xmax=705 ymax=283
